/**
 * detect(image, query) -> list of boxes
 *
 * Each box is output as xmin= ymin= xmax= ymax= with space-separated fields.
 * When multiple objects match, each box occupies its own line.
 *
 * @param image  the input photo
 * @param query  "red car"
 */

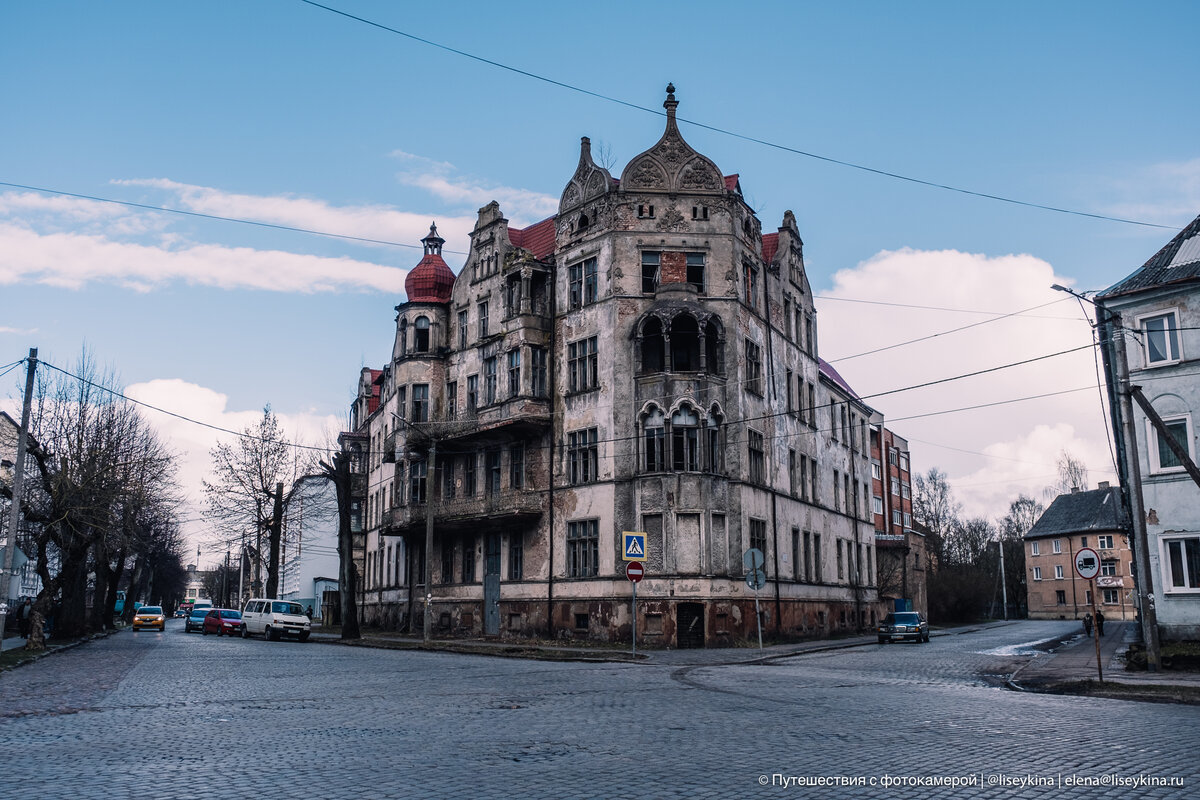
xmin=201 ymin=608 xmax=244 ymax=636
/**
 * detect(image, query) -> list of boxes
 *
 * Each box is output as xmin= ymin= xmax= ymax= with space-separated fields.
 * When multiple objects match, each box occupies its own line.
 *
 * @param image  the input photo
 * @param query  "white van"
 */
xmin=240 ymin=598 xmax=311 ymax=641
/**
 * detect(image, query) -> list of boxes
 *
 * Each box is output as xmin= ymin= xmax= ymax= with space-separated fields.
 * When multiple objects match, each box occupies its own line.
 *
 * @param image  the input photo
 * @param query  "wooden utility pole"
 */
xmin=0 ymin=348 xmax=36 ymax=645
xmin=265 ymin=482 xmax=283 ymax=598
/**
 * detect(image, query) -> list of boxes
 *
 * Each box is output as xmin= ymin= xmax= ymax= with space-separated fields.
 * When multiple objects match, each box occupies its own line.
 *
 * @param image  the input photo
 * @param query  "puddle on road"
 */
xmin=977 ymin=637 xmax=1071 ymax=657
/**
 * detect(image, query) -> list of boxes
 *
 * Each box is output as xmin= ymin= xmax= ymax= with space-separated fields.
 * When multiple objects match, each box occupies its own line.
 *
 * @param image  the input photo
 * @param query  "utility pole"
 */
xmin=998 ymin=536 xmax=1008 ymax=620
xmin=266 ymin=482 xmax=283 ymax=598
xmin=0 ymin=348 xmax=37 ymax=645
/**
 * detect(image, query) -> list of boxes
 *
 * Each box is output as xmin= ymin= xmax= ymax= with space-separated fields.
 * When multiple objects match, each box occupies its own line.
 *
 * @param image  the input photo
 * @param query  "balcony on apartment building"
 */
xmin=382 ymin=486 xmax=544 ymax=536
xmin=402 ymin=398 xmax=552 ymax=451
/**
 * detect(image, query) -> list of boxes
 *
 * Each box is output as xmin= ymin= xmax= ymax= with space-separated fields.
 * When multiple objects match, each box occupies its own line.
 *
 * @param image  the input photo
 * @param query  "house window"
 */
xmin=463 ymin=453 xmax=477 ymax=497
xmin=508 ymin=350 xmax=521 ymax=397
xmin=891 ymin=477 xmax=900 ymax=496
xmin=484 ymin=357 xmax=498 ymax=405
xmin=531 ymin=347 xmax=548 ymax=397
xmin=509 ymin=444 xmax=525 ymax=490
xmin=1103 ymin=589 xmax=1119 ymax=604
xmin=799 ymin=455 xmax=809 ymax=501
xmin=568 ymin=428 xmax=599 ymax=484
xmin=458 ymin=310 xmax=468 ymax=350
xmin=1055 ymin=590 xmax=1066 ymax=605
xmin=788 ymin=449 xmax=797 ymax=496
xmin=505 ymin=276 xmax=521 ymax=316
xmin=686 ymin=252 xmax=705 ymax=293
xmin=466 ymin=375 xmax=478 ymax=411
xmin=462 ymin=536 xmax=476 ymax=583
xmin=408 ymin=318 xmax=428 ymax=354
xmin=637 ymin=204 xmax=655 ymax=219
xmin=745 ymin=340 xmax=763 ymax=395
xmin=903 ymin=512 xmax=912 ymax=529
xmin=478 ymin=301 xmax=489 ymax=339
xmin=1142 ymin=311 xmax=1180 ymax=364
xmin=1054 ymin=565 xmax=1064 ymax=579
xmin=441 ymin=542 xmax=454 ymax=584
xmin=396 ymin=388 xmax=406 ymax=421
xmin=743 ymin=261 xmax=758 ymax=309
xmin=871 ymin=462 xmax=881 ymax=480
xmin=1101 ymin=559 xmax=1117 ymax=577
xmin=442 ymin=458 xmax=455 ymax=500
xmin=786 ymin=370 xmax=794 ymax=413
xmin=411 ymin=384 xmax=429 ymax=423
xmin=1031 ymin=541 xmax=1040 ymax=556
xmin=1098 ymin=534 xmax=1114 ymax=549
xmin=643 ymin=408 xmax=665 ymax=472
xmin=568 ymin=336 xmax=599 ymax=393
xmin=748 ymin=429 xmax=765 ymax=484
xmin=409 ymin=459 xmax=427 ymax=505
xmin=485 ymin=449 xmax=502 ymax=495
xmin=892 ymin=509 xmax=902 ymax=526
xmin=642 ymin=251 xmax=660 ymax=293
xmin=872 ymin=496 xmax=883 ymax=515
xmin=814 ymin=533 xmax=823 ymax=582
xmin=901 ymin=484 xmax=911 ymax=500
xmin=509 ymin=534 xmax=524 ymax=580
xmin=1150 ymin=415 xmax=1192 ymax=472
xmin=446 ymin=381 xmax=457 ymax=419
xmin=899 ymin=454 xmax=909 ymax=472
xmin=1052 ymin=539 xmax=1062 ymax=554
xmin=705 ymin=412 xmax=724 ymax=473
xmin=1163 ymin=535 xmax=1200 ymax=592
xmin=1033 ymin=566 xmax=1042 ymax=581
xmin=569 ymin=258 xmax=598 ymax=309
xmin=837 ymin=539 xmax=845 ymax=580
xmin=670 ymin=407 xmax=700 ymax=471
xmin=749 ymin=518 xmax=767 ymax=559
xmin=567 ymin=520 xmax=599 ymax=578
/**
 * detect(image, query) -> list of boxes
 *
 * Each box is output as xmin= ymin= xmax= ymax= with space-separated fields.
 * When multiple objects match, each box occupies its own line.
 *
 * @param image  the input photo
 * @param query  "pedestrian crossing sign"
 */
xmin=622 ymin=531 xmax=647 ymax=562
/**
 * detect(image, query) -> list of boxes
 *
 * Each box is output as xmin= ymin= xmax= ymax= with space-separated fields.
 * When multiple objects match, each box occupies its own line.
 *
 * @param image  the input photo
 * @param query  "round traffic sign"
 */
xmin=745 ymin=568 xmax=766 ymax=591
xmin=1074 ymin=547 xmax=1100 ymax=580
xmin=626 ymin=561 xmax=644 ymax=583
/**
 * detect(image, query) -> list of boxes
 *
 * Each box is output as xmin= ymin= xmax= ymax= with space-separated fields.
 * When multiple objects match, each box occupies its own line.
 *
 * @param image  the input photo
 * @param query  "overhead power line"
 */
xmin=297 ymin=0 xmax=1177 ymax=231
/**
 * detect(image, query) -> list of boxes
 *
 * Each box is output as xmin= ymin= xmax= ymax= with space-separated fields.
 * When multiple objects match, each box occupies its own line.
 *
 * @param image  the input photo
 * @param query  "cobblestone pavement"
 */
xmin=0 ymin=620 xmax=1194 ymax=799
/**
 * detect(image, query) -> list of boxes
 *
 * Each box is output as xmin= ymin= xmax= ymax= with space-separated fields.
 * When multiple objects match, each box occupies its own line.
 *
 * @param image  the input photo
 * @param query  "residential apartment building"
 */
xmin=279 ymin=480 xmax=339 ymax=621
xmin=1098 ymin=212 xmax=1200 ymax=640
xmin=869 ymin=425 xmax=927 ymax=615
xmin=346 ymin=86 xmax=881 ymax=647
xmin=1024 ymin=485 xmax=1136 ymax=621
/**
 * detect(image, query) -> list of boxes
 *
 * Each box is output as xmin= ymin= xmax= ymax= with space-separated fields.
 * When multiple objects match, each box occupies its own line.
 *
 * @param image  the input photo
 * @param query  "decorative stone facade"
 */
xmin=347 ymin=86 xmax=881 ymax=647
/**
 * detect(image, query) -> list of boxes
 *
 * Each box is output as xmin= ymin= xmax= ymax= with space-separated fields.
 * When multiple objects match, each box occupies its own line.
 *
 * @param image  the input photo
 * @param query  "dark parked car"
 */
xmin=877 ymin=611 xmax=929 ymax=643
xmin=202 ymin=608 xmax=243 ymax=636
xmin=184 ymin=607 xmax=210 ymax=633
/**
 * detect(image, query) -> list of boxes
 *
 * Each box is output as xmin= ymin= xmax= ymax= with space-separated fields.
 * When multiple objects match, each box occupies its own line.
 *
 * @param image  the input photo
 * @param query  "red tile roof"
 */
xmin=762 ymin=232 xmax=778 ymax=265
xmin=367 ymin=369 xmax=383 ymax=414
xmin=404 ymin=253 xmax=455 ymax=303
xmin=509 ymin=216 xmax=557 ymax=259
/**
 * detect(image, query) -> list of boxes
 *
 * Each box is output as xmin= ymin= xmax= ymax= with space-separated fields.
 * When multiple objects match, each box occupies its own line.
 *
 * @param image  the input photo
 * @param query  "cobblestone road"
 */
xmin=0 ymin=620 xmax=1193 ymax=799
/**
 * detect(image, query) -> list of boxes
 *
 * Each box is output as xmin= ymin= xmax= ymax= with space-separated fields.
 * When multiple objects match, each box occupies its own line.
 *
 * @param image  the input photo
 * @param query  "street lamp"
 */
xmin=391 ymin=411 xmax=436 ymax=643
xmin=1051 ymin=283 xmax=1161 ymax=670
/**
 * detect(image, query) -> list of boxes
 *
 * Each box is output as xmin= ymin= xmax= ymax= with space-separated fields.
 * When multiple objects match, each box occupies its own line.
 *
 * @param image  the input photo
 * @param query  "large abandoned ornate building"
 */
xmin=344 ymin=86 xmax=885 ymax=647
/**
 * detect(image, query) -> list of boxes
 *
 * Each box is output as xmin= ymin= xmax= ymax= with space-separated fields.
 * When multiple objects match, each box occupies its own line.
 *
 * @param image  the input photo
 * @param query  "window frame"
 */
xmin=1148 ymin=414 xmax=1193 ymax=474
xmin=567 ymin=519 xmax=600 ymax=578
xmin=1160 ymin=534 xmax=1200 ymax=594
xmin=1139 ymin=309 xmax=1181 ymax=366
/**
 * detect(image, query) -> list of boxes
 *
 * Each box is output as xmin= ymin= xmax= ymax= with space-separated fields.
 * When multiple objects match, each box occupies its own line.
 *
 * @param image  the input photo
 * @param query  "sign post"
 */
xmin=743 ymin=548 xmax=766 ymax=652
xmin=1074 ymin=547 xmax=1103 ymax=682
xmin=623 ymin=533 xmax=647 ymax=658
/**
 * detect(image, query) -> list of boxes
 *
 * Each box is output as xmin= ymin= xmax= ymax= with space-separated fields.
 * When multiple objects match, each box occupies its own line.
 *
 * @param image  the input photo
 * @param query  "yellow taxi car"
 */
xmin=132 ymin=605 xmax=166 ymax=632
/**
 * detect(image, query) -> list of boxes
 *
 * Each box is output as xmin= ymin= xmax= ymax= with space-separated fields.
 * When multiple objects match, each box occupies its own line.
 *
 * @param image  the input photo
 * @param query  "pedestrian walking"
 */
xmin=1095 ymin=609 xmax=1105 ymax=637
xmin=18 ymin=598 xmax=32 ymax=638
xmin=1082 ymin=612 xmax=1093 ymax=638
xmin=305 ymin=605 xmax=313 ymax=619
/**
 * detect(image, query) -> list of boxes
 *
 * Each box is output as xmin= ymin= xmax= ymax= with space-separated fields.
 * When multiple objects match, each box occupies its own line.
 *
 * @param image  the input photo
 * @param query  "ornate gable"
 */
xmin=619 ymin=85 xmax=725 ymax=196
xmin=559 ymin=136 xmax=614 ymax=214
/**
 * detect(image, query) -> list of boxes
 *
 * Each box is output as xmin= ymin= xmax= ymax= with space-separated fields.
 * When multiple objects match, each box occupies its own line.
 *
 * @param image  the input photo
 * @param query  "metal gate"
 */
xmin=484 ymin=533 xmax=501 ymax=636
xmin=676 ymin=602 xmax=705 ymax=648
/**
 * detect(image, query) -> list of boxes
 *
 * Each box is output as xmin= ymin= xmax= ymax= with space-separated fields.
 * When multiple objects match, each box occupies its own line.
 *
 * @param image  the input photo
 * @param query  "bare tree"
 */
xmin=318 ymin=450 xmax=359 ymax=639
xmin=1045 ymin=449 xmax=1090 ymax=499
xmin=913 ymin=467 xmax=961 ymax=570
xmin=202 ymin=406 xmax=319 ymax=602
xmin=13 ymin=351 xmax=181 ymax=649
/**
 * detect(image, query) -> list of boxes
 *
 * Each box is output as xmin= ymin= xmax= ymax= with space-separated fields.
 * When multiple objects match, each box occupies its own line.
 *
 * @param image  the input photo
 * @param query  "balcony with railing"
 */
xmin=403 ymin=398 xmax=552 ymax=450
xmin=382 ymin=488 xmax=544 ymax=535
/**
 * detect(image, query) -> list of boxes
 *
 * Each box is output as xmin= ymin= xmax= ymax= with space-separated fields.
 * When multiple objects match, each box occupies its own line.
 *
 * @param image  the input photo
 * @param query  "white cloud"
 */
xmin=817 ymin=247 xmax=1118 ymax=521
xmin=1097 ymin=158 xmax=1200 ymax=229
xmin=124 ymin=378 xmax=342 ymax=556
xmin=0 ymin=222 xmax=409 ymax=293
xmin=0 ymin=326 xmax=38 ymax=335
xmin=388 ymin=148 xmax=558 ymax=224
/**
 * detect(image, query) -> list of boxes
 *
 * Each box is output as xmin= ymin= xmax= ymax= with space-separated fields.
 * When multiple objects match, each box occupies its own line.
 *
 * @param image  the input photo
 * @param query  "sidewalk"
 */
xmin=309 ymin=619 xmax=1017 ymax=668
xmin=1 ymin=633 xmax=29 ymax=652
xmin=1011 ymin=621 xmax=1200 ymax=693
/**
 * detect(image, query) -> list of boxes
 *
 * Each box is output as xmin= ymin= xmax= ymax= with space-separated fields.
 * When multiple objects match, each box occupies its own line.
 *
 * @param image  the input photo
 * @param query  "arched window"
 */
xmin=414 ymin=316 xmax=431 ymax=352
xmin=398 ymin=318 xmax=408 ymax=356
xmin=705 ymin=318 xmax=723 ymax=374
xmin=642 ymin=407 xmax=665 ymax=472
xmin=671 ymin=406 xmax=700 ymax=471
xmin=670 ymin=314 xmax=700 ymax=372
xmin=577 ymin=213 xmax=589 ymax=232
xmin=641 ymin=318 xmax=664 ymax=373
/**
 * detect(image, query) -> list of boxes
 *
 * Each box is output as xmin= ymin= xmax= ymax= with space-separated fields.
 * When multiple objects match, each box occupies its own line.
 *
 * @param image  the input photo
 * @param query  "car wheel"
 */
xmin=241 ymin=625 xmax=250 ymax=639
xmin=264 ymin=625 xmax=273 ymax=641
xmin=217 ymin=627 xmax=224 ymax=637
xmin=922 ymin=634 xmax=930 ymax=643
xmin=298 ymin=632 xmax=310 ymax=642
xmin=203 ymin=626 xmax=209 ymax=635
xmin=878 ymin=636 xmax=887 ymax=644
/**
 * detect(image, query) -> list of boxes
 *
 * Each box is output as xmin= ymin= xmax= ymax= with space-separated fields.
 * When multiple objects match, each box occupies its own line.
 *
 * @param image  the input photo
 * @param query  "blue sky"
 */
xmin=3 ymin=1 xmax=1198 ymax=553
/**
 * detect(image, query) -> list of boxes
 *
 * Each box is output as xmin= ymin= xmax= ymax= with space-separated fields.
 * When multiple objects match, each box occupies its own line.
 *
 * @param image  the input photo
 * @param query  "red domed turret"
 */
xmin=404 ymin=222 xmax=455 ymax=303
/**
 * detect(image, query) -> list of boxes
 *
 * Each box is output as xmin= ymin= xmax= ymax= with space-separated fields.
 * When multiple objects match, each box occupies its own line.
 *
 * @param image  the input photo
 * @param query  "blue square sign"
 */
xmin=622 ymin=531 xmax=647 ymax=562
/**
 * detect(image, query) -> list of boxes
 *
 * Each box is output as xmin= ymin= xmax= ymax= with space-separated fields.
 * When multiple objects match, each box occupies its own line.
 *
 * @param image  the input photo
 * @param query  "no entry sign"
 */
xmin=626 ymin=561 xmax=644 ymax=583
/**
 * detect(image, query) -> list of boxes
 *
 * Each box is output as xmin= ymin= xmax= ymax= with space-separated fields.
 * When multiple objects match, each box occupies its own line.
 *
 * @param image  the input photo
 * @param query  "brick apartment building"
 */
xmin=869 ymin=426 xmax=927 ymax=615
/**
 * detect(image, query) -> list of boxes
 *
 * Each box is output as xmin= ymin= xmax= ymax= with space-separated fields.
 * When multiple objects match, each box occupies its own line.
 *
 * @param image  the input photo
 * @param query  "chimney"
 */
xmin=1070 ymin=486 xmax=1079 ymax=493
xmin=1098 ymin=481 xmax=1110 ymax=490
